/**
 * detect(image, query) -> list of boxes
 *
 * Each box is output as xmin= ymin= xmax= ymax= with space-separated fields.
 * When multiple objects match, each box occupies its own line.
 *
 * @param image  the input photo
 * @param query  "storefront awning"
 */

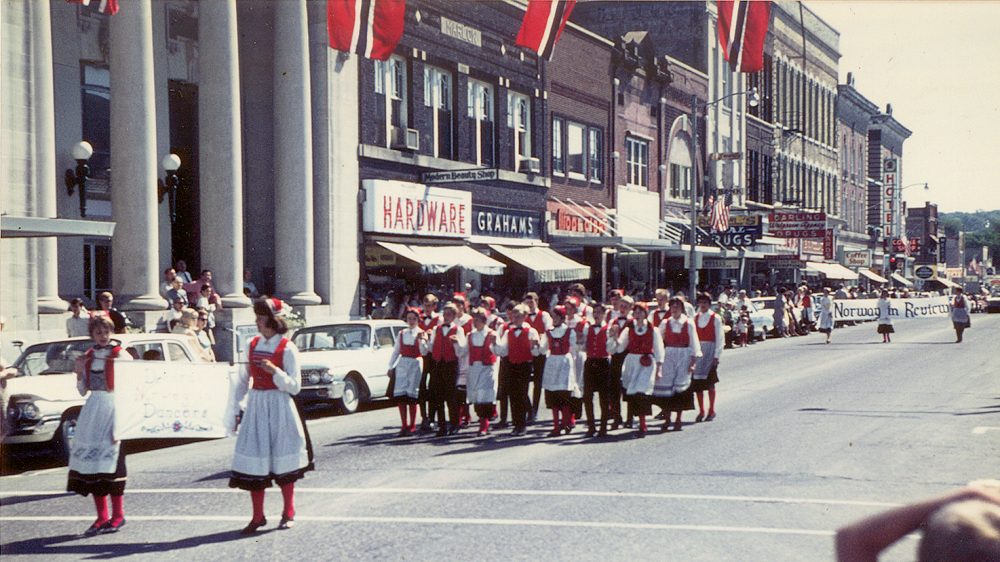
xmin=488 ymin=245 xmax=590 ymax=283
xmin=804 ymin=262 xmax=859 ymax=280
xmin=929 ymin=277 xmax=960 ymax=289
xmin=858 ymin=269 xmax=889 ymax=284
xmin=376 ymin=242 xmax=505 ymax=275
xmin=890 ymin=272 xmax=914 ymax=287
xmin=1 ymin=215 xmax=115 ymax=238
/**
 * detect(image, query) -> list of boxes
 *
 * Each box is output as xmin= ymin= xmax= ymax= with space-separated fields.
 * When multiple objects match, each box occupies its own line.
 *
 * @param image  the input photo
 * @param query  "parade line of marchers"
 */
xmin=59 ymin=289 xmax=975 ymax=538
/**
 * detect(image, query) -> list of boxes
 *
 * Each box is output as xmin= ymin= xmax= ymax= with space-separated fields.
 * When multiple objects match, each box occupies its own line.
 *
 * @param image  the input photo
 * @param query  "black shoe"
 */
xmin=661 ymin=423 xmax=671 ymax=432
xmin=511 ymin=428 xmax=526 ymax=436
xmin=695 ymin=413 xmax=704 ymax=423
xmin=435 ymin=428 xmax=447 ymax=437
xmin=705 ymin=412 xmax=715 ymax=422
xmin=278 ymin=515 xmax=295 ymax=530
xmin=585 ymin=427 xmax=596 ymax=438
xmin=623 ymin=421 xmax=633 ymax=429
xmin=448 ymin=426 xmax=460 ymax=435
xmin=496 ymin=421 xmax=508 ymax=429
xmin=100 ymin=518 xmax=125 ymax=534
xmin=610 ymin=418 xmax=621 ymax=430
xmin=635 ymin=429 xmax=646 ymax=439
xmin=655 ymin=412 xmax=666 ymax=420
xmin=240 ymin=518 xmax=267 ymax=535
xmin=83 ymin=520 xmax=109 ymax=537
xmin=547 ymin=429 xmax=561 ymax=437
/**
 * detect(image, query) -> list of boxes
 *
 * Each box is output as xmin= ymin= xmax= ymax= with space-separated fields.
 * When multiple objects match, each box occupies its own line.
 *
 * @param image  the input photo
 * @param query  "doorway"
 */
xmin=168 ymin=80 xmax=200 ymax=272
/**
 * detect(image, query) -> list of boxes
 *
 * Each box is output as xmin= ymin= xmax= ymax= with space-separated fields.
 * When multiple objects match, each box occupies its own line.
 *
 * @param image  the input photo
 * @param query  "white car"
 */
xmin=291 ymin=319 xmax=406 ymax=414
xmin=2 ymin=334 xmax=217 ymax=460
xmin=747 ymin=298 xmax=778 ymax=339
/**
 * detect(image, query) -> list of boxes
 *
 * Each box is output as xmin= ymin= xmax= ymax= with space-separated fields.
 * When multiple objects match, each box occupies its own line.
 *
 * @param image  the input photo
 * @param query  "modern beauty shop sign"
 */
xmin=832 ymin=296 xmax=952 ymax=322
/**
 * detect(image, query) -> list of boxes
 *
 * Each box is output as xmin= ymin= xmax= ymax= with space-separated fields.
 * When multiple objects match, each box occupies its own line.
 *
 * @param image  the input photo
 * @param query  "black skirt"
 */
xmin=877 ymin=324 xmax=894 ymax=334
xmin=654 ymin=389 xmax=695 ymax=412
xmin=690 ymin=365 xmax=719 ymax=392
xmin=545 ymin=389 xmax=572 ymax=409
xmin=624 ymin=393 xmax=652 ymax=416
xmin=67 ymin=450 xmax=127 ymax=497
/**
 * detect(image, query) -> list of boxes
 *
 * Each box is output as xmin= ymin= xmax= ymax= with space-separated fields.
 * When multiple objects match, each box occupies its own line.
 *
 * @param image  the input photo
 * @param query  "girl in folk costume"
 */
xmin=950 ymin=287 xmax=971 ymax=343
xmin=652 ymin=288 xmax=671 ymax=328
xmin=608 ymin=295 xmax=635 ymax=428
xmin=466 ymin=307 xmax=499 ymax=436
xmin=539 ymin=306 xmax=579 ymax=436
xmin=567 ymin=283 xmax=594 ymax=322
xmin=418 ymin=294 xmax=440 ymax=431
xmin=692 ymin=293 xmax=723 ymax=423
xmin=230 ymin=299 xmax=314 ymax=534
xmin=428 ymin=304 xmax=468 ymax=436
xmin=493 ymin=304 xmax=541 ymax=436
xmin=564 ymin=296 xmax=587 ymax=424
xmin=495 ymin=301 xmax=516 ymax=429
xmin=653 ymin=298 xmax=701 ymax=432
xmin=388 ymin=308 xmax=429 ymax=436
xmin=876 ymin=290 xmax=894 ymax=343
xmin=609 ymin=302 xmax=664 ymax=438
xmin=581 ymin=304 xmax=613 ymax=437
xmin=451 ymin=294 xmax=474 ymax=428
xmin=523 ymin=292 xmax=552 ymax=422
xmin=68 ymin=316 xmax=132 ymax=536
xmin=817 ymin=287 xmax=835 ymax=344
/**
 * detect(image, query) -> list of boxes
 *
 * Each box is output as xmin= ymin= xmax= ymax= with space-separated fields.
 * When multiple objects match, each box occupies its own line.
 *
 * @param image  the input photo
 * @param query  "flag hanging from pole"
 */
xmin=710 ymin=197 xmax=730 ymax=232
xmin=66 ymin=0 xmax=119 ymax=16
xmin=516 ymin=0 xmax=576 ymax=61
xmin=717 ymin=0 xmax=770 ymax=72
xmin=328 ymin=0 xmax=406 ymax=61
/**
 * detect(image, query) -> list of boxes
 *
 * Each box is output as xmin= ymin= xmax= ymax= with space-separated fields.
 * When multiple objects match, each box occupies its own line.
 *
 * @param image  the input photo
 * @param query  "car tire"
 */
xmin=53 ymin=411 xmax=79 ymax=462
xmin=336 ymin=377 xmax=360 ymax=415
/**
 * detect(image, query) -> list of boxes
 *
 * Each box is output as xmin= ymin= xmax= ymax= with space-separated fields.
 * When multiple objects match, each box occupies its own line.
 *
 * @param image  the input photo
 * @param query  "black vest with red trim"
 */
xmin=469 ymin=332 xmax=496 ymax=365
xmin=84 ymin=345 xmax=123 ymax=391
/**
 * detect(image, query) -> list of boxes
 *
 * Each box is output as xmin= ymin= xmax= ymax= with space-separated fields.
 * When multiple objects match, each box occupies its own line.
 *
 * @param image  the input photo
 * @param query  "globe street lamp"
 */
xmin=688 ymin=88 xmax=759 ymax=299
xmin=158 ymin=153 xmax=182 ymax=225
xmin=64 ymin=140 xmax=93 ymax=217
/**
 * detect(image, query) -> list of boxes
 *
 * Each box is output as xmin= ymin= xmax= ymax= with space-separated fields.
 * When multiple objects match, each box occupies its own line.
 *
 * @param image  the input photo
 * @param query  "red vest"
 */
xmin=585 ymin=324 xmax=609 ymax=359
xmin=507 ymin=325 xmax=534 ymax=365
xmin=547 ymin=328 xmax=571 ymax=356
xmin=802 ymin=294 xmax=812 ymax=307
xmin=526 ymin=311 xmax=547 ymax=333
xmin=695 ymin=312 xmax=717 ymax=342
xmin=458 ymin=316 xmax=474 ymax=335
xmin=663 ymin=321 xmax=690 ymax=348
xmin=469 ymin=332 xmax=496 ymax=365
xmin=249 ymin=336 xmax=288 ymax=390
xmin=652 ymin=308 xmax=670 ymax=327
xmin=432 ymin=324 xmax=459 ymax=362
xmin=419 ymin=313 xmax=439 ymax=332
xmin=626 ymin=321 xmax=654 ymax=355
xmin=399 ymin=332 xmax=422 ymax=358
xmin=954 ymin=296 xmax=966 ymax=309
xmin=84 ymin=345 xmax=123 ymax=391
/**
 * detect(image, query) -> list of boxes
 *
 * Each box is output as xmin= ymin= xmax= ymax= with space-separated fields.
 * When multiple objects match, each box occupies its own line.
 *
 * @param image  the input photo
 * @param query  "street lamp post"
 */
xmin=688 ymin=88 xmax=759 ymax=299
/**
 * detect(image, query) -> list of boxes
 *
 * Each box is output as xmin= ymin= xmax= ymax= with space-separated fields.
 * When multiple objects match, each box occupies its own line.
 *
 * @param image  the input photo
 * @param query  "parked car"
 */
xmin=1 ymin=334 xmax=216 ymax=460
xmin=290 ymin=319 xmax=406 ymax=414
xmin=987 ymin=290 xmax=1000 ymax=314
xmin=745 ymin=298 xmax=776 ymax=340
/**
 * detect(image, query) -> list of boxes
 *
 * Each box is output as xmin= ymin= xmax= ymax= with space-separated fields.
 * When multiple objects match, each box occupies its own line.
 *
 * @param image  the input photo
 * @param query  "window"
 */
xmin=552 ymin=118 xmax=564 ymax=175
xmin=130 ymin=342 xmax=164 ymax=361
xmin=83 ymin=241 xmax=111 ymax=302
xmin=669 ymin=164 xmax=691 ymax=200
xmin=567 ymin=122 xmax=585 ymax=177
xmin=374 ymin=56 xmax=408 ymax=144
xmin=507 ymin=91 xmax=531 ymax=165
xmin=466 ymin=79 xmax=494 ymax=166
xmin=588 ymin=128 xmax=603 ymax=182
xmin=81 ymin=64 xmax=111 ymax=180
xmin=423 ymin=66 xmax=453 ymax=158
xmin=625 ymin=136 xmax=649 ymax=187
xmin=375 ymin=327 xmax=395 ymax=347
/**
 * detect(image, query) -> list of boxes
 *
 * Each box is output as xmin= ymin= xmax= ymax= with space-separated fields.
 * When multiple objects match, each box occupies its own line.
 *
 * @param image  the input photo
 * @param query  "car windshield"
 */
xmin=293 ymin=325 xmax=371 ymax=351
xmin=13 ymin=340 xmax=98 ymax=377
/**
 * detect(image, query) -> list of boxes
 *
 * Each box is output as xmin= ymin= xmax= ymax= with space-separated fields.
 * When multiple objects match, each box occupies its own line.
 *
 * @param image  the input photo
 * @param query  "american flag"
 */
xmin=66 ymin=0 xmax=119 ymax=15
xmin=710 ymin=197 xmax=730 ymax=232
xmin=900 ymin=233 xmax=911 ymax=257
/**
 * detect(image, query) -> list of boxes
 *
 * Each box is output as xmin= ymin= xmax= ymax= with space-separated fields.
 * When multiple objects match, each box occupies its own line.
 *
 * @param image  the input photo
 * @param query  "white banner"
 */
xmin=114 ymin=361 xmax=239 ymax=440
xmin=833 ymin=296 xmax=951 ymax=322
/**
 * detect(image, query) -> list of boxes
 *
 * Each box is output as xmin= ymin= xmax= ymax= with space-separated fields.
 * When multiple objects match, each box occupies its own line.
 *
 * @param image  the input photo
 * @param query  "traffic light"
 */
xmin=889 ymin=256 xmax=898 ymax=271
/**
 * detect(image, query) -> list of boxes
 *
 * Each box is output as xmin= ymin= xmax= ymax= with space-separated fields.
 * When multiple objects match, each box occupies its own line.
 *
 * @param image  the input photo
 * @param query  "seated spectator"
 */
xmin=192 ymin=308 xmax=216 ymax=362
xmin=174 ymin=259 xmax=193 ymax=284
xmin=161 ymin=267 xmax=177 ymax=298
xmin=158 ymin=297 xmax=187 ymax=332
xmin=165 ymin=277 xmax=187 ymax=308
xmin=142 ymin=350 xmax=163 ymax=361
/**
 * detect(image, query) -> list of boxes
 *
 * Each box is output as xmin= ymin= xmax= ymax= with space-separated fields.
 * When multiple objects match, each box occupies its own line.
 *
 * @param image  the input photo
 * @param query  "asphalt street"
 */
xmin=2 ymin=315 xmax=998 ymax=561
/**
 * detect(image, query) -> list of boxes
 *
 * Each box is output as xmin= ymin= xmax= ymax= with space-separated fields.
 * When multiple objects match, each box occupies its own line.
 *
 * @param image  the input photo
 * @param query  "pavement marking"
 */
xmin=972 ymin=426 xmax=1000 ymax=434
xmin=0 ymin=515 xmax=836 ymax=536
xmin=0 ymin=487 xmax=902 ymax=508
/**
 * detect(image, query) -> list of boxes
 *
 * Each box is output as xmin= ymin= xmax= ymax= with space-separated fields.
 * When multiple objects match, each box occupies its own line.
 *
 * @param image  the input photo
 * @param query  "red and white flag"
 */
xmin=516 ymin=0 xmax=576 ymax=61
xmin=327 ymin=0 xmax=406 ymax=61
xmin=710 ymin=198 xmax=730 ymax=232
xmin=66 ymin=0 xmax=119 ymax=15
xmin=717 ymin=0 xmax=770 ymax=72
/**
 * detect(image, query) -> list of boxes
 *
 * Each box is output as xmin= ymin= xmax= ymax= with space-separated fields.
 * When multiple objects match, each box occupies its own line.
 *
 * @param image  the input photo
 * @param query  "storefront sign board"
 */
xmin=363 ymin=179 xmax=471 ymax=238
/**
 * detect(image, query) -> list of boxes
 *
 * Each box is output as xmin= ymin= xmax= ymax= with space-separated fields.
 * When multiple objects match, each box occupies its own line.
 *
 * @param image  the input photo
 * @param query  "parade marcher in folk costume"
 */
xmin=653 ymin=298 xmax=701 ymax=432
xmin=877 ymin=290 xmax=895 ymax=343
xmin=229 ymin=298 xmax=314 ymax=534
xmin=651 ymin=288 xmax=671 ymax=328
xmin=581 ymin=304 xmax=613 ymax=437
xmin=523 ymin=292 xmax=552 ymax=422
xmin=388 ymin=308 xmax=428 ymax=436
xmin=417 ymin=294 xmax=440 ymax=431
xmin=609 ymin=302 xmax=664 ymax=438
xmin=951 ymin=287 xmax=972 ymax=343
xmin=539 ymin=306 xmax=579 ymax=437
xmin=427 ymin=303 xmax=468 ymax=436
xmin=607 ymin=294 xmax=634 ymax=429
xmin=691 ymin=293 xmax=723 ymax=423
xmin=451 ymin=294 xmax=474 ymax=428
xmin=493 ymin=304 xmax=541 ymax=436
xmin=68 ymin=316 xmax=132 ymax=536
xmin=564 ymin=296 xmax=587 ymax=424
xmin=466 ymin=307 xmax=500 ymax=437
xmin=817 ymin=287 xmax=835 ymax=344
xmin=495 ymin=301 xmax=516 ymax=429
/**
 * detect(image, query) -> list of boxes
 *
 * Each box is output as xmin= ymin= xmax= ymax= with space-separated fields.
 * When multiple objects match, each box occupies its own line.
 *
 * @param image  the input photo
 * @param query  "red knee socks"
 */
xmin=551 ymin=408 xmax=560 ymax=431
xmin=398 ymin=404 xmax=408 ymax=428
xmin=639 ymin=415 xmax=647 ymax=432
xmin=561 ymin=406 xmax=573 ymax=428
xmin=479 ymin=417 xmax=489 ymax=433
xmin=93 ymin=495 xmax=110 ymax=525
xmin=250 ymin=489 xmax=265 ymax=522
xmin=279 ymin=482 xmax=295 ymax=519
xmin=110 ymin=495 xmax=124 ymax=525
xmin=408 ymin=404 xmax=418 ymax=432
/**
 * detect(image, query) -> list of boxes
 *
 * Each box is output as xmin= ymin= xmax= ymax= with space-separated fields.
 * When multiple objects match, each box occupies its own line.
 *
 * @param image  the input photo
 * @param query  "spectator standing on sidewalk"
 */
xmin=174 ymin=259 xmax=193 ymax=284
xmin=243 ymin=269 xmax=260 ymax=299
xmin=67 ymin=298 xmax=92 ymax=337
xmin=94 ymin=292 xmax=127 ymax=334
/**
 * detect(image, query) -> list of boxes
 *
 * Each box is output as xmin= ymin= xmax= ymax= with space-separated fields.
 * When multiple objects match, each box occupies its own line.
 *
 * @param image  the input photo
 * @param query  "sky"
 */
xmin=808 ymin=0 xmax=1000 ymax=214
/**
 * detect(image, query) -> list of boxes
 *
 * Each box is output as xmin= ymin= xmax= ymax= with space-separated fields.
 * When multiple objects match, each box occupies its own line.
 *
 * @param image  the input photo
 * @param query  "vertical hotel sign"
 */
xmin=882 ymin=158 xmax=898 ymax=238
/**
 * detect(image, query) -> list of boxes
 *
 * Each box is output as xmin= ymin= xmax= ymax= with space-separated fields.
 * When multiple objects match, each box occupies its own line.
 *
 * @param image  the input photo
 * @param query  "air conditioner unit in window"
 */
xmin=519 ymin=157 xmax=541 ymax=174
xmin=391 ymin=127 xmax=420 ymax=151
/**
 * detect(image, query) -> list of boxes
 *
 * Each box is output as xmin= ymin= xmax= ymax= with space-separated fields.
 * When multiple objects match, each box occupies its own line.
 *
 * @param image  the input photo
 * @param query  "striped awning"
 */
xmin=377 ymin=242 xmax=506 ymax=275
xmin=890 ymin=273 xmax=913 ymax=287
xmin=858 ymin=269 xmax=889 ymax=284
xmin=488 ymin=245 xmax=590 ymax=283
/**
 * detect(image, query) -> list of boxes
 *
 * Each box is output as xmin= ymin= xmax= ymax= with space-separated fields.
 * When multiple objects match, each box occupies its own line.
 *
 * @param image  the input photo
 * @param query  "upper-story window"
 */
xmin=466 ymin=79 xmax=495 ymax=167
xmin=552 ymin=117 xmax=564 ymax=175
xmin=81 ymin=64 xmax=111 ymax=180
xmin=551 ymin=117 xmax=603 ymax=183
xmin=567 ymin=122 xmax=585 ymax=178
xmin=507 ymin=91 xmax=531 ymax=166
xmin=423 ymin=66 xmax=453 ymax=158
xmin=587 ymin=128 xmax=603 ymax=182
xmin=374 ymin=55 xmax=408 ymax=140
xmin=625 ymin=136 xmax=649 ymax=188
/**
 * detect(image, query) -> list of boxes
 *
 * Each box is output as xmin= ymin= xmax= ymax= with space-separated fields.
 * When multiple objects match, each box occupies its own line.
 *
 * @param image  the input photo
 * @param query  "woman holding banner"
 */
xmin=229 ymin=298 xmax=313 ymax=534
xmin=950 ymin=287 xmax=971 ymax=343
xmin=818 ymin=288 xmax=834 ymax=344
xmin=68 ymin=315 xmax=132 ymax=536
xmin=877 ymin=290 xmax=894 ymax=343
